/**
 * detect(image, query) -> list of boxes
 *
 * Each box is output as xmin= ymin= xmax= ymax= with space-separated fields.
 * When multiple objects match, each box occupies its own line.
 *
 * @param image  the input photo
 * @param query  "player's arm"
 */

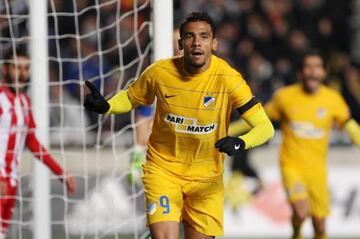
xmin=226 ymin=93 xmax=284 ymax=136
xmin=332 ymin=93 xmax=360 ymax=146
xmin=83 ymin=62 xmax=156 ymax=114
xmin=107 ymin=90 xmax=139 ymax=114
xmin=228 ymin=96 xmax=280 ymax=137
xmin=83 ymin=80 xmax=136 ymax=114
xmin=238 ymin=100 xmax=275 ymax=149
xmin=344 ymin=119 xmax=360 ymax=146
xmin=216 ymin=98 xmax=274 ymax=156
xmin=228 ymin=119 xmax=251 ymax=136
xmin=0 ymin=108 xmax=8 ymax=196
xmin=25 ymin=131 xmax=76 ymax=193
xmin=25 ymin=113 xmax=76 ymax=193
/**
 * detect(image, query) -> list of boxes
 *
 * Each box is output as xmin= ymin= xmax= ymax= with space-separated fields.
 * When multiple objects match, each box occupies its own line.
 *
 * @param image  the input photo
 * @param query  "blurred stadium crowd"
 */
xmin=1 ymin=0 xmax=359 ymax=142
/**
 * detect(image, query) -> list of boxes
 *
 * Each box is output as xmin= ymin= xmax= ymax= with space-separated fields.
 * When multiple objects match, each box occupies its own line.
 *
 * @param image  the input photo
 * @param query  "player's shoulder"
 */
xmin=211 ymin=55 xmax=247 ymax=91
xmin=273 ymin=83 xmax=301 ymax=99
xmin=212 ymin=55 xmax=240 ymax=76
xmin=320 ymin=85 xmax=343 ymax=98
xmin=147 ymin=56 xmax=181 ymax=74
xmin=0 ymin=85 xmax=12 ymax=98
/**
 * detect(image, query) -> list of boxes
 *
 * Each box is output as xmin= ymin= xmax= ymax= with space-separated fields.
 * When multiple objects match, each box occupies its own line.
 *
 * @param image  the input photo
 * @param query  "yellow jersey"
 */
xmin=127 ymin=55 xmax=254 ymax=181
xmin=265 ymin=83 xmax=350 ymax=168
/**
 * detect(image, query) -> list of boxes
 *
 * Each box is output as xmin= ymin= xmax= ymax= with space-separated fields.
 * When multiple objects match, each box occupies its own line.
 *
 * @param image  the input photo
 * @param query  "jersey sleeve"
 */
xmin=264 ymin=91 xmax=282 ymax=121
xmin=28 ymin=108 xmax=36 ymax=129
xmin=127 ymin=65 xmax=156 ymax=106
xmin=332 ymin=92 xmax=350 ymax=127
xmin=228 ymin=73 xmax=253 ymax=110
xmin=26 ymin=111 xmax=64 ymax=176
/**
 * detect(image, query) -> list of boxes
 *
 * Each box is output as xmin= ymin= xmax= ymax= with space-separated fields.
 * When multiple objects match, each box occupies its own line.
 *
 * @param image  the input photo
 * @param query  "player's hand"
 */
xmin=215 ymin=136 xmax=245 ymax=156
xmin=83 ymin=80 xmax=110 ymax=114
xmin=60 ymin=175 xmax=76 ymax=194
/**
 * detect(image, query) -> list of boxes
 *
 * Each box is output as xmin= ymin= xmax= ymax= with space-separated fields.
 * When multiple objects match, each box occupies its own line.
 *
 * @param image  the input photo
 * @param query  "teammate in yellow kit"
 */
xmin=265 ymin=50 xmax=360 ymax=239
xmin=84 ymin=12 xmax=274 ymax=239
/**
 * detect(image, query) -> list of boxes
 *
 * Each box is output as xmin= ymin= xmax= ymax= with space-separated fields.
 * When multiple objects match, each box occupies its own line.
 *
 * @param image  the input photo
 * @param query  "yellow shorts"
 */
xmin=281 ymin=166 xmax=329 ymax=217
xmin=142 ymin=161 xmax=224 ymax=236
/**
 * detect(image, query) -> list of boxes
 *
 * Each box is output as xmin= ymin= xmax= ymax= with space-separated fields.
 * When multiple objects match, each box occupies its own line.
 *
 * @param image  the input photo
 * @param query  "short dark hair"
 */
xmin=4 ymin=46 xmax=29 ymax=64
xmin=179 ymin=12 xmax=216 ymax=38
xmin=298 ymin=49 xmax=328 ymax=71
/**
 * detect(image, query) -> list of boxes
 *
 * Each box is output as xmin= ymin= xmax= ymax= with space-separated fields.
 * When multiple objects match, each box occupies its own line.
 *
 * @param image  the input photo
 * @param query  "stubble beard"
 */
xmin=5 ymin=73 xmax=29 ymax=93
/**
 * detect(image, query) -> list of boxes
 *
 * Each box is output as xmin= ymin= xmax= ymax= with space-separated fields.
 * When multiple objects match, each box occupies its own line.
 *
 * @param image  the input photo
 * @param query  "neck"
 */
xmin=183 ymin=56 xmax=212 ymax=75
xmin=1 ymin=80 xmax=22 ymax=94
xmin=302 ymin=84 xmax=320 ymax=95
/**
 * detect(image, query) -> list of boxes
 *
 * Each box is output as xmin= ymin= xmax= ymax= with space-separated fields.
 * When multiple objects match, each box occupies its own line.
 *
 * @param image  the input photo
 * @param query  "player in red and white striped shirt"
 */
xmin=0 ymin=47 xmax=76 ymax=238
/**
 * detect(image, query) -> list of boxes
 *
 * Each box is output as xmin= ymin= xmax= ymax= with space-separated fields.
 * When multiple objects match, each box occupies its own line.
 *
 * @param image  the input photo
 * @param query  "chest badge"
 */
xmin=316 ymin=108 xmax=327 ymax=119
xmin=204 ymin=96 xmax=215 ymax=107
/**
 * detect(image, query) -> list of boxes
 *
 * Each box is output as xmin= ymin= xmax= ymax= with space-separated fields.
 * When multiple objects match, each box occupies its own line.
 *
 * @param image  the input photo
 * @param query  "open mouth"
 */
xmin=307 ymin=77 xmax=319 ymax=82
xmin=191 ymin=50 xmax=204 ymax=57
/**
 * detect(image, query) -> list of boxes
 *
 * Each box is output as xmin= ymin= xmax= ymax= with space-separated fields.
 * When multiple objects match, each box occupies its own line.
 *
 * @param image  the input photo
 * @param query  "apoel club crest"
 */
xmin=204 ymin=96 xmax=215 ymax=107
xmin=316 ymin=108 xmax=327 ymax=119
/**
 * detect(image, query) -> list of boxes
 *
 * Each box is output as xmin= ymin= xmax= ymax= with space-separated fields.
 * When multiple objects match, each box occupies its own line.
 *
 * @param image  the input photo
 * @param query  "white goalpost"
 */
xmin=29 ymin=0 xmax=50 ymax=238
xmin=152 ymin=0 xmax=173 ymax=61
xmin=0 ymin=0 xmax=173 ymax=238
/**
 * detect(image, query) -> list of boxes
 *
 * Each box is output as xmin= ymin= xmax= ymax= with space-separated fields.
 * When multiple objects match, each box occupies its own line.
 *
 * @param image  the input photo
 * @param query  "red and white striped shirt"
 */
xmin=0 ymin=85 xmax=63 ymax=187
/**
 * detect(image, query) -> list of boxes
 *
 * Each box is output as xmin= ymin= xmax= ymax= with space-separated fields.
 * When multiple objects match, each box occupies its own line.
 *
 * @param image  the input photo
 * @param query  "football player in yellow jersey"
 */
xmin=84 ymin=12 xmax=274 ymax=239
xmin=265 ymin=50 xmax=360 ymax=239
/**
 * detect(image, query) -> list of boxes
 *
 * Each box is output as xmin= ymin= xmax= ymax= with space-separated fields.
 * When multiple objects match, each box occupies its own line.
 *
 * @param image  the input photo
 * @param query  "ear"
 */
xmin=212 ymin=38 xmax=218 ymax=51
xmin=178 ymin=39 xmax=183 ymax=50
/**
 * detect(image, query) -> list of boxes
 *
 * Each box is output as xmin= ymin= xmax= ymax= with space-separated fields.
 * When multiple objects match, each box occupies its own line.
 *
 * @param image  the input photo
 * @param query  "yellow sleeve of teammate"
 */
xmin=333 ymin=92 xmax=351 ymax=127
xmin=344 ymin=119 xmax=360 ymax=146
xmin=264 ymin=91 xmax=282 ymax=121
xmin=238 ymin=104 xmax=275 ymax=150
xmin=106 ymin=90 xmax=138 ymax=114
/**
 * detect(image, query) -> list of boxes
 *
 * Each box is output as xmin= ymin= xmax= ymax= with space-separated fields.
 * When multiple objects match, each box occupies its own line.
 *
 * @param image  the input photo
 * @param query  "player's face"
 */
xmin=301 ymin=55 xmax=326 ymax=93
xmin=3 ymin=56 xmax=30 ymax=92
xmin=179 ymin=21 xmax=217 ymax=74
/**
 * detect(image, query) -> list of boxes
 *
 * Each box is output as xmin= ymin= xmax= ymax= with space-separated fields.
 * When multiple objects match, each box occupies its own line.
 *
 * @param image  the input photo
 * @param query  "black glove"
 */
xmin=83 ymin=81 xmax=110 ymax=114
xmin=215 ymin=136 xmax=245 ymax=156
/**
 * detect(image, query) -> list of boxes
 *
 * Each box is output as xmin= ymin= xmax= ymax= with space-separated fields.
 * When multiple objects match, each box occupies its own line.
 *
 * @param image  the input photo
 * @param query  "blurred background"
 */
xmin=0 ymin=0 xmax=359 ymax=238
xmin=2 ymin=0 xmax=359 ymax=135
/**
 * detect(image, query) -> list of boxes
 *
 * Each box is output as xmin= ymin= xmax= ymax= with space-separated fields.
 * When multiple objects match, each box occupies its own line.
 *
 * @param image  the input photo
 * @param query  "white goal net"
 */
xmin=0 ymin=0 xmax=162 ymax=238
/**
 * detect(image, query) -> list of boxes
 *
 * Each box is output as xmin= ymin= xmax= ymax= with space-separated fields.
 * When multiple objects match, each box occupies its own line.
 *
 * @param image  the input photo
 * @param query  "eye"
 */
xmin=184 ymin=34 xmax=193 ymax=40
